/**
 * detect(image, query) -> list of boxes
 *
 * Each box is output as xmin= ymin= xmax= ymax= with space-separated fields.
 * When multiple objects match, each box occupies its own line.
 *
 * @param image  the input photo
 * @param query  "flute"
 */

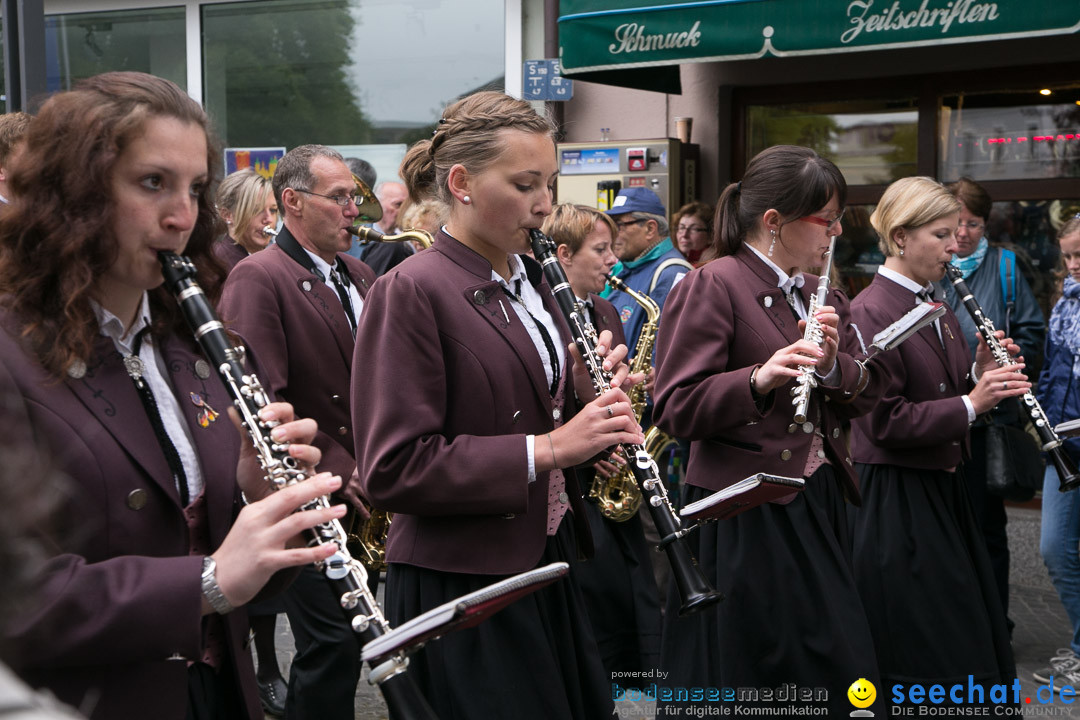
xmin=528 ymin=229 xmax=723 ymax=616
xmin=945 ymin=265 xmax=1080 ymax=492
xmin=791 ymin=236 xmax=836 ymax=424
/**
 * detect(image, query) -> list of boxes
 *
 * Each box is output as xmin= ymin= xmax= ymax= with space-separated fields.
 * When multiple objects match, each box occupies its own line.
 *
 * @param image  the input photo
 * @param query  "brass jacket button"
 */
xmin=780 ymin=449 xmax=792 ymax=461
xmin=127 ymin=489 xmax=148 ymax=510
xmin=338 ymin=426 xmax=348 ymax=436
xmin=473 ymin=290 xmax=487 ymax=305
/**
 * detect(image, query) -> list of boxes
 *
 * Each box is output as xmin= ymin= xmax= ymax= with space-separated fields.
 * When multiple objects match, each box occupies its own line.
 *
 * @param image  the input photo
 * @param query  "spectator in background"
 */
xmin=936 ymin=176 xmax=1045 ymax=636
xmin=344 ymin=157 xmax=376 ymax=191
xmin=0 ymin=112 xmax=31 ymax=204
xmin=1035 ymin=215 xmax=1080 ymax=688
xmin=398 ymin=196 xmax=447 ymax=240
xmin=356 ymin=181 xmax=415 ymax=276
xmin=213 ymin=169 xmax=279 ymax=273
xmin=672 ymin=201 xmax=713 ymax=266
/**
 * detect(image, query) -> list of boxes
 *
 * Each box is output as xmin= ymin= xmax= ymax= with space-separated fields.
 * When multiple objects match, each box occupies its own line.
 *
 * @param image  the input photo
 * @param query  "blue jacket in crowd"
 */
xmin=1037 ymin=276 xmax=1080 ymax=460
xmin=601 ymin=237 xmax=692 ymax=359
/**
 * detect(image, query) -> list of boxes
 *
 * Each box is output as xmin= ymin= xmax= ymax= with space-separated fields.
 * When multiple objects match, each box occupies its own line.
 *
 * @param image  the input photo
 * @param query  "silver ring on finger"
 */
xmin=606 ymin=405 xmax=615 ymax=418
xmin=1003 ymin=381 xmax=1008 ymax=390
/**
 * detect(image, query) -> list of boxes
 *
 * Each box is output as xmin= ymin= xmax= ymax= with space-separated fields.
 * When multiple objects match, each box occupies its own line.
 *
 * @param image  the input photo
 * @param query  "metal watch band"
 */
xmin=201 ymin=556 xmax=234 ymax=615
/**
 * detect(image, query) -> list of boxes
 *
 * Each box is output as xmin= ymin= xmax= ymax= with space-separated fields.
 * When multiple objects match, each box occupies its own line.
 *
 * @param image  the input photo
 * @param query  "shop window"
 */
xmin=747 ymin=100 xmax=918 ymax=187
xmin=43 ymin=7 xmax=186 ymax=92
xmin=202 ymin=0 xmax=504 ymax=172
xmin=940 ymin=87 xmax=1080 ymax=183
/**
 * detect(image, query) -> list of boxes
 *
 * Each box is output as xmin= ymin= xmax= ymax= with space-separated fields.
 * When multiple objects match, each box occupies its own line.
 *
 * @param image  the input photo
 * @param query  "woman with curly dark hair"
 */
xmin=0 ymin=71 xmax=344 ymax=720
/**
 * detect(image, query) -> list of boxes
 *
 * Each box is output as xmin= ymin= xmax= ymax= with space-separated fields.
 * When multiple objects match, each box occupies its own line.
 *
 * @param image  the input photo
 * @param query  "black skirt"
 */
xmin=850 ymin=463 xmax=1016 ymax=696
xmin=384 ymin=519 xmax=613 ymax=720
xmin=658 ymin=464 xmax=883 ymax=718
xmin=576 ymin=500 xmax=662 ymax=678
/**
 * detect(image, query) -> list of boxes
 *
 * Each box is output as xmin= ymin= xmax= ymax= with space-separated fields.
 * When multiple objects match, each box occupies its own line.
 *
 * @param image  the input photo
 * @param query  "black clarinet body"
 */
xmin=945 ymin=265 xmax=1080 ymax=492
xmin=528 ymin=230 xmax=723 ymax=616
xmin=158 ymin=252 xmax=438 ymax=720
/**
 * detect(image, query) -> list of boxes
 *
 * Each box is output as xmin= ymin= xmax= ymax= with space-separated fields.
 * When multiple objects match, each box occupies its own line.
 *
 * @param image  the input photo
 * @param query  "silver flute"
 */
xmin=791 ymin=236 xmax=837 ymax=424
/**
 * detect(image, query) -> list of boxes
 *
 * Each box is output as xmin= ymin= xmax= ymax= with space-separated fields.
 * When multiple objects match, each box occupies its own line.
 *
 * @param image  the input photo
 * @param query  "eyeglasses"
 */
xmin=958 ymin=220 xmax=985 ymax=231
xmin=294 ymin=188 xmax=363 ymax=207
xmin=677 ymin=223 xmax=708 ymax=234
xmin=614 ymin=218 xmax=647 ymax=232
xmin=797 ymin=209 xmax=845 ymax=235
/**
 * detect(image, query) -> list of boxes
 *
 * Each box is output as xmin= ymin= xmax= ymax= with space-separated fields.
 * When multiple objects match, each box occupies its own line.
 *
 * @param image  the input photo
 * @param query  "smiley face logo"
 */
xmin=847 ymin=678 xmax=876 ymax=709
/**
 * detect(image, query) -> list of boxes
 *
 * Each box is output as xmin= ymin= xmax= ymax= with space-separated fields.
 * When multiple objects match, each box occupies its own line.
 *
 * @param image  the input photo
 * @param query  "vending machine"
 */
xmin=555 ymin=138 xmax=699 ymax=214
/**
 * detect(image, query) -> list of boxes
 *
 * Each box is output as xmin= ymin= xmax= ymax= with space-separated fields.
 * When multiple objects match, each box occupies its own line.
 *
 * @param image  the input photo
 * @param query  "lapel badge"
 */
xmin=944 ymin=323 xmax=954 ymax=340
xmin=67 ymin=359 xmax=87 ymax=379
xmin=189 ymin=392 xmax=219 ymax=428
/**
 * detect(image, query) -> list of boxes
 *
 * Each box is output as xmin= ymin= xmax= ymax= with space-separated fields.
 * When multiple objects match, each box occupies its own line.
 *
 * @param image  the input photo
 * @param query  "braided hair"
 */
xmin=400 ymin=91 xmax=556 ymax=206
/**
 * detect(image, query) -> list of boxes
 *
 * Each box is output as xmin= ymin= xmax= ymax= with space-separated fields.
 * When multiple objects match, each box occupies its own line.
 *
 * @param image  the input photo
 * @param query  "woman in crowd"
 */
xmin=543 ymin=202 xmax=662 ymax=680
xmin=672 ymin=200 xmax=713 ymax=266
xmin=0 ymin=71 xmax=343 ymax=720
xmin=653 ymin=145 xmax=884 ymax=717
xmin=1036 ymin=214 xmax=1080 ymax=687
xmin=849 ymin=176 xmax=1022 ymax=701
xmin=937 ymin=177 xmax=1044 ymax=634
xmin=213 ymin=168 xmax=279 ymax=272
xmin=351 ymin=91 xmax=643 ymax=720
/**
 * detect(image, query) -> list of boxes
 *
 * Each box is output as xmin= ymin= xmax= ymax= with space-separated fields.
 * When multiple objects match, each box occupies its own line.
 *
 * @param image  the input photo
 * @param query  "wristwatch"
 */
xmin=201 ymin=556 xmax=234 ymax=615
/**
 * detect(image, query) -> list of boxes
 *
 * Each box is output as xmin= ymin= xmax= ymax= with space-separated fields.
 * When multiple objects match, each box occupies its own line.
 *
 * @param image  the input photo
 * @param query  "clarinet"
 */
xmin=791 ymin=236 xmax=836 ymax=424
xmin=528 ymin=230 xmax=724 ymax=616
xmin=945 ymin=265 xmax=1080 ymax=492
xmin=158 ymin=252 xmax=440 ymax=720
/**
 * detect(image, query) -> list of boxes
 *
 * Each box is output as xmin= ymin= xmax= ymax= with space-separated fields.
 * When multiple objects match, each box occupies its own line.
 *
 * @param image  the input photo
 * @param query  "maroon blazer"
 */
xmin=212 ymin=236 xmax=248 ymax=274
xmin=653 ymin=245 xmax=882 ymax=503
xmin=588 ymin=293 xmax=627 ymax=349
xmin=219 ymin=228 xmax=376 ymax=481
xmin=352 ymin=230 xmax=593 ymax=575
xmin=849 ymin=272 xmax=973 ymax=470
xmin=0 ymin=314 xmax=264 ymax=720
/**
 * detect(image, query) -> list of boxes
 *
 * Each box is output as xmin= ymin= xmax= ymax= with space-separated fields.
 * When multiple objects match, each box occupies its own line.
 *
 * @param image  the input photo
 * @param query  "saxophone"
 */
xmin=589 ymin=274 xmax=677 ymax=522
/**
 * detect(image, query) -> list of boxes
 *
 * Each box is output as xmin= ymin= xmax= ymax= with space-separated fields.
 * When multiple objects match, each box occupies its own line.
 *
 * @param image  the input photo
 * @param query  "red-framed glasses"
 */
xmin=797 ymin=209 xmax=845 ymax=235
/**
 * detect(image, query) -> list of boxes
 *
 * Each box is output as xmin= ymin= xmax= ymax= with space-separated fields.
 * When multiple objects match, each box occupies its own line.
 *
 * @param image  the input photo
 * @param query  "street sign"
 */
xmin=523 ymin=59 xmax=574 ymax=102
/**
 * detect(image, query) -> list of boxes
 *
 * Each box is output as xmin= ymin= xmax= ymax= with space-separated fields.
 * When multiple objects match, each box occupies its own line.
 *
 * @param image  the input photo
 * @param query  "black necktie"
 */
xmin=330 ymin=262 xmax=357 ymax=336
xmin=124 ymin=328 xmax=190 ymax=506
xmin=782 ymin=283 xmax=802 ymax=321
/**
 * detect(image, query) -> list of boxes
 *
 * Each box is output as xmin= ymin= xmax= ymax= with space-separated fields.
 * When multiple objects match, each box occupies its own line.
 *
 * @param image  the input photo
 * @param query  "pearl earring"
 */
xmin=462 ymin=195 xmax=471 ymax=205
xmin=899 ymin=248 xmax=905 ymax=256
xmin=767 ymin=229 xmax=776 ymax=257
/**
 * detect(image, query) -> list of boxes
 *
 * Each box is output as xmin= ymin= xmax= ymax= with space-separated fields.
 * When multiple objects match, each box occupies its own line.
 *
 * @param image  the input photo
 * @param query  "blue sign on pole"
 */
xmin=523 ymin=59 xmax=574 ymax=102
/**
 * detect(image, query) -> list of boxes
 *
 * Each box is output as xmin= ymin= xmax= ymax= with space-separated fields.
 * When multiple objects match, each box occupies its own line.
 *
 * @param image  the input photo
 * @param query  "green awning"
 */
xmin=559 ymin=0 xmax=1080 ymax=91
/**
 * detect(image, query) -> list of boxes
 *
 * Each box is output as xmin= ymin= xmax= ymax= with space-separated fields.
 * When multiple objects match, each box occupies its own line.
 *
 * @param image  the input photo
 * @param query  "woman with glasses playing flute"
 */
xmin=848 ymin=176 xmax=1021 ymax=704
xmin=652 ymin=145 xmax=884 ymax=717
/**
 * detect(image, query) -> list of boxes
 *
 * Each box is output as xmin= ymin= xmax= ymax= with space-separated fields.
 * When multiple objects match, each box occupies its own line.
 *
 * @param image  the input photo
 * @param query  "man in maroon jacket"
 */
xmin=220 ymin=144 xmax=376 ymax=720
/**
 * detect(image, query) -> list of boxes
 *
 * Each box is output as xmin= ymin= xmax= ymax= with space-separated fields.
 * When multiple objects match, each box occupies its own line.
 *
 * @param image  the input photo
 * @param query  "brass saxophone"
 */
xmin=589 ymin=274 xmax=677 ymax=522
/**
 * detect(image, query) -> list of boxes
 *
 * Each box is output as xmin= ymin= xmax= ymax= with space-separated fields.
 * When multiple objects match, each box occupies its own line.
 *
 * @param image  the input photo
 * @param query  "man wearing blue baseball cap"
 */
xmin=602 ymin=187 xmax=692 ymax=366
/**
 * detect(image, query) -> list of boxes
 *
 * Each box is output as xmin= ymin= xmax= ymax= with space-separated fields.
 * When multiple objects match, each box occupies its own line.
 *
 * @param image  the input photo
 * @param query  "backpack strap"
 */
xmin=999 ymin=248 xmax=1016 ymax=336
xmin=649 ymin=257 xmax=694 ymax=294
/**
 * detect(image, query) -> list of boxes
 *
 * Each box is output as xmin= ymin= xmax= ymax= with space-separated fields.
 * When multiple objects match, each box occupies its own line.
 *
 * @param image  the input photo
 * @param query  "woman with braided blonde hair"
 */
xmin=352 ymin=91 xmax=643 ymax=718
